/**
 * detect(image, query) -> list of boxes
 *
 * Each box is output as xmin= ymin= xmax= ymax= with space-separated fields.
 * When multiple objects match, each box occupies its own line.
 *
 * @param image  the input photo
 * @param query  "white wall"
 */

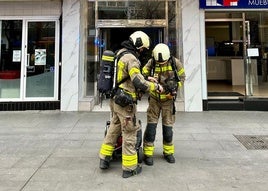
xmin=181 ymin=0 xmax=204 ymax=112
xmin=0 ymin=1 xmax=61 ymax=16
xmin=61 ymin=0 xmax=80 ymax=111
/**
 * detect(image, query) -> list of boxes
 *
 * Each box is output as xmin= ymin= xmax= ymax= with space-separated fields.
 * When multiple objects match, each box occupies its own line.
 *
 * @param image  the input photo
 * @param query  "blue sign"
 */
xmin=200 ymin=0 xmax=268 ymax=9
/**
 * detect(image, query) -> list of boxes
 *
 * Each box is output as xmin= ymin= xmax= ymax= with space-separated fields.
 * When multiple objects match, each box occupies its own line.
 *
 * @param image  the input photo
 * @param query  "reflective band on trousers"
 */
xmin=122 ymin=153 xmax=137 ymax=167
xmin=143 ymin=146 xmax=154 ymax=156
xmin=100 ymin=143 xmax=114 ymax=157
xmin=163 ymin=144 xmax=174 ymax=155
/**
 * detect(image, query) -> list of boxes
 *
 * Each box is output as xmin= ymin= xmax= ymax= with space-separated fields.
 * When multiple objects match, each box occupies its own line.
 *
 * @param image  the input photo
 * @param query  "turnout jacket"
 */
xmin=142 ymin=57 xmax=186 ymax=101
xmin=116 ymin=48 xmax=159 ymax=101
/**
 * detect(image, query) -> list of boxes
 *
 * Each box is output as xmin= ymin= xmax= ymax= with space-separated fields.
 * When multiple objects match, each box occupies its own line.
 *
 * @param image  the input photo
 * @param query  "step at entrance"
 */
xmin=207 ymin=99 xmax=244 ymax=110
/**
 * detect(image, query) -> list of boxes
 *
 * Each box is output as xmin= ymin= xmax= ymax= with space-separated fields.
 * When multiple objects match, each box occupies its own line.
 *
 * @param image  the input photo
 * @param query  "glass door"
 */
xmin=0 ymin=20 xmax=23 ymax=99
xmin=24 ymin=21 xmax=58 ymax=99
xmin=0 ymin=19 xmax=59 ymax=101
xmin=205 ymin=13 xmax=247 ymax=99
xmin=205 ymin=12 xmax=268 ymax=100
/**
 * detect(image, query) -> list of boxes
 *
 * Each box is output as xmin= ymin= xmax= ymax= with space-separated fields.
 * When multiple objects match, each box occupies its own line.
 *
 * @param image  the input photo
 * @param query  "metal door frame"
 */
xmin=23 ymin=19 xmax=60 ymax=101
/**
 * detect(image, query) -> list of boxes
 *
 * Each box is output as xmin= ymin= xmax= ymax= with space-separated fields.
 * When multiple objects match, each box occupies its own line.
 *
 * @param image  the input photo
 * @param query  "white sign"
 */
xmin=247 ymin=48 xmax=259 ymax=57
xmin=35 ymin=49 xmax=46 ymax=65
xmin=12 ymin=50 xmax=21 ymax=62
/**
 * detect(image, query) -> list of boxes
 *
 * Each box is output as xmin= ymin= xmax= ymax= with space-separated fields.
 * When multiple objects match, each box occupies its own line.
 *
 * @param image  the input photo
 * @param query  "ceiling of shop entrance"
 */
xmin=97 ymin=1 xmax=166 ymax=19
xmin=93 ymin=0 xmax=176 ymax=28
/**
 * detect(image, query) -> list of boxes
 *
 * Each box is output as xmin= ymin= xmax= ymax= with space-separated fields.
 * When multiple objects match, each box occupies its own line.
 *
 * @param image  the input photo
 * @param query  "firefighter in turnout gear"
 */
xmin=142 ymin=43 xmax=185 ymax=166
xmin=99 ymin=31 xmax=164 ymax=178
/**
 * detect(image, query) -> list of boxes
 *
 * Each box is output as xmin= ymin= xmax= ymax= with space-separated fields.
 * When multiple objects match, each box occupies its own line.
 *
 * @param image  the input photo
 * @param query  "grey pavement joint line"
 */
xmin=19 ymin=119 xmax=81 ymax=190
xmin=19 ymin=152 xmax=54 ymax=191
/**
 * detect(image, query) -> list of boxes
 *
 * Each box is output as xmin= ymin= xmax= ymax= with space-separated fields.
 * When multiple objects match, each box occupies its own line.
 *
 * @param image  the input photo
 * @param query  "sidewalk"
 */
xmin=0 ymin=110 xmax=267 ymax=191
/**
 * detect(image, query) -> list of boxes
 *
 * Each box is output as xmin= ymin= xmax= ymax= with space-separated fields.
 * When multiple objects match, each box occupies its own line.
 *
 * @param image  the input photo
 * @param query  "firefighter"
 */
xmin=99 ymin=31 xmax=164 ymax=178
xmin=142 ymin=43 xmax=186 ymax=166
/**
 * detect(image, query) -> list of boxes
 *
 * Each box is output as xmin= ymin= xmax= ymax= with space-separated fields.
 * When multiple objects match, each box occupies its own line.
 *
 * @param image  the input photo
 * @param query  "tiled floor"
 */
xmin=207 ymin=80 xmax=268 ymax=97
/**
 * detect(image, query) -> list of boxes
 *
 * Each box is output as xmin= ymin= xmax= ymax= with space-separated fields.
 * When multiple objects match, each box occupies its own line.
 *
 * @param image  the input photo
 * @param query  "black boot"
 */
xmin=143 ymin=155 xmax=153 ymax=166
xmin=122 ymin=165 xmax=142 ymax=178
xmin=164 ymin=154 xmax=175 ymax=163
xmin=99 ymin=158 xmax=110 ymax=169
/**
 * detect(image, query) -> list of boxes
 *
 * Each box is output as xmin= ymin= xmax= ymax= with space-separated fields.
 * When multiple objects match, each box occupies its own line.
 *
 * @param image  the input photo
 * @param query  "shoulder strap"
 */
xmin=113 ymin=50 xmax=132 ymax=89
xmin=170 ymin=56 xmax=180 ymax=82
xmin=151 ymin=58 xmax=156 ymax=77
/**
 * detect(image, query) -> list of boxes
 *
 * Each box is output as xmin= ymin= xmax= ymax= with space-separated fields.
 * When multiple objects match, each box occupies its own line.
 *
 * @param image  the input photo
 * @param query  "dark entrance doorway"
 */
xmin=99 ymin=28 xmax=164 ymax=66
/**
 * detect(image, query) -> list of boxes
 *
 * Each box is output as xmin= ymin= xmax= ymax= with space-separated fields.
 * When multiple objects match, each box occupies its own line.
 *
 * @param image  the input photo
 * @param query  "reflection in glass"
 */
xmin=0 ymin=20 xmax=22 ymax=98
xmin=26 ymin=21 xmax=55 ymax=98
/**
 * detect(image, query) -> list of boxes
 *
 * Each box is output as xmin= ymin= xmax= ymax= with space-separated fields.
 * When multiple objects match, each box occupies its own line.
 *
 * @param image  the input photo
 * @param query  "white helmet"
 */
xmin=152 ymin=43 xmax=170 ymax=62
xmin=129 ymin=31 xmax=150 ymax=50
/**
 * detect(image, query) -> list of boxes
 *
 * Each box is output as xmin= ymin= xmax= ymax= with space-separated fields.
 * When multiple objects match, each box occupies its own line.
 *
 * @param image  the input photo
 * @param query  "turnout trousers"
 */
xmin=99 ymin=99 xmax=141 ymax=171
xmin=143 ymin=97 xmax=175 ymax=157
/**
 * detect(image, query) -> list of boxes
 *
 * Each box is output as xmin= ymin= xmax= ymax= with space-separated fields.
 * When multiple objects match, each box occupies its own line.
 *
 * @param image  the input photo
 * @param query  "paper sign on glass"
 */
xmin=35 ymin=49 xmax=46 ymax=65
xmin=12 ymin=50 xmax=21 ymax=62
xmin=247 ymin=48 xmax=259 ymax=57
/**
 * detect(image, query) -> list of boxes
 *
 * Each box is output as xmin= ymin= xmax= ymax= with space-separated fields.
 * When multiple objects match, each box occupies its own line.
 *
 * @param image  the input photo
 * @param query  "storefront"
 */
xmin=200 ymin=0 xmax=268 ymax=110
xmin=0 ymin=0 xmax=61 ymax=110
xmin=0 ymin=0 xmax=189 ymax=111
xmin=2 ymin=0 xmax=266 ymax=112
xmin=79 ymin=0 xmax=184 ymax=111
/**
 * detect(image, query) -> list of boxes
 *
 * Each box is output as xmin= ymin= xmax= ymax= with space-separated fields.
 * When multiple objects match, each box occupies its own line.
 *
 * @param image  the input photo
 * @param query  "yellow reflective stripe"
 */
xmin=163 ymin=144 xmax=174 ymax=155
xmin=117 ymin=86 xmax=137 ymax=99
xmin=155 ymin=68 xmax=161 ymax=72
xmin=117 ymin=60 xmax=125 ymax=82
xmin=128 ymin=92 xmax=137 ymax=99
xmin=100 ymin=144 xmax=114 ymax=156
xmin=142 ymin=67 xmax=149 ymax=75
xmin=150 ymin=82 xmax=155 ymax=91
xmin=150 ymin=91 xmax=171 ymax=100
xmin=178 ymin=68 xmax=185 ymax=76
xmin=178 ymin=81 xmax=182 ymax=87
xmin=122 ymin=153 xmax=137 ymax=167
xmin=155 ymin=65 xmax=173 ymax=72
xmin=143 ymin=146 xmax=154 ymax=156
xmin=129 ymin=68 xmax=140 ymax=77
xmin=102 ymin=55 xmax=114 ymax=62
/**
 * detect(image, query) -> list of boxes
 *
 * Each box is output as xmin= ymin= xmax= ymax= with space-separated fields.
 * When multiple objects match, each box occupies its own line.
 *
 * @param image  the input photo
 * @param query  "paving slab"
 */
xmin=0 ymin=110 xmax=267 ymax=191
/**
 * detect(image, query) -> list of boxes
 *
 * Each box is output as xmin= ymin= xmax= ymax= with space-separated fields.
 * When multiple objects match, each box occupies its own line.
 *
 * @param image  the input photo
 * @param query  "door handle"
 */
xmin=27 ymin=53 xmax=30 ymax=66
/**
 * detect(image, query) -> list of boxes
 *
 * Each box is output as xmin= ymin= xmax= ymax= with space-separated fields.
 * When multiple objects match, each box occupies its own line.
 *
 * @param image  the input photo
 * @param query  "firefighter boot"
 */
xmin=143 ymin=155 xmax=153 ymax=166
xmin=99 ymin=157 xmax=111 ymax=169
xmin=164 ymin=154 xmax=175 ymax=163
xmin=122 ymin=165 xmax=142 ymax=178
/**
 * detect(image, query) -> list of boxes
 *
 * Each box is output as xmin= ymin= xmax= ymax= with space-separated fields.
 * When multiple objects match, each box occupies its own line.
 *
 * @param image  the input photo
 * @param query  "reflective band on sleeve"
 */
xmin=163 ymin=144 xmax=174 ymax=155
xmin=150 ymin=82 xmax=156 ymax=91
xmin=178 ymin=68 xmax=185 ymax=76
xmin=122 ymin=153 xmax=137 ymax=167
xmin=143 ymin=146 xmax=154 ymax=156
xmin=102 ymin=55 xmax=114 ymax=62
xmin=178 ymin=81 xmax=182 ymax=87
xmin=129 ymin=68 xmax=140 ymax=77
xmin=142 ymin=67 xmax=149 ymax=75
xmin=100 ymin=143 xmax=114 ymax=157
